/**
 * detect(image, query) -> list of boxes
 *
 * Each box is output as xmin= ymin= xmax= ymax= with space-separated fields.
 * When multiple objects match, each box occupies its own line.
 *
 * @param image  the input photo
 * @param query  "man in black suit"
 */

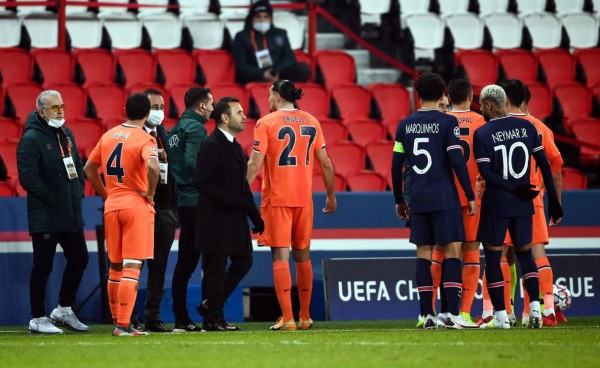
xmin=193 ymin=96 xmax=264 ymax=331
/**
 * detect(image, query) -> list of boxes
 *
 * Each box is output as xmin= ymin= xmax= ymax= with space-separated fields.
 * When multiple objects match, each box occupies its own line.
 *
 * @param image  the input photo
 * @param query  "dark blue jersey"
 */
xmin=473 ymin=115 xmax=544 ymax=217
xmin=392 ymin=109 xmax=473 ymax=213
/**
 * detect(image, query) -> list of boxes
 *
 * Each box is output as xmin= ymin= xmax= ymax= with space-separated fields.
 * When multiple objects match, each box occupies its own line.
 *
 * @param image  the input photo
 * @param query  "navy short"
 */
xmin=477 ymin=216 xmax=532 ymax=247
xmin=409 ymin=208 xmax=465 ymax=246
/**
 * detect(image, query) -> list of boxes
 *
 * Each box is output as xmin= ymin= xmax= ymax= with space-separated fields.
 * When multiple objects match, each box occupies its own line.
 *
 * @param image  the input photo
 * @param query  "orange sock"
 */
xmin=461 ymin=250 xmax=480 ymax=315
xmin=117 ymin=267 xmax=140 ymax=327
xmin=107 ymin=268 xmax=122 ymax=322
xmin=295 ymin=260 xmax=313 ymax=320
xmin=536 ymin=256 xmax=555 ymax=313
xmin=273 ymin=261 xmax=293 ymax=322
xmin=431 ymin=249 xmax=445 ymax=311
xmin=482 ymin=274 xmax=493 ymax=315
xmin=501 ymin=257 xmax=512 ymax=314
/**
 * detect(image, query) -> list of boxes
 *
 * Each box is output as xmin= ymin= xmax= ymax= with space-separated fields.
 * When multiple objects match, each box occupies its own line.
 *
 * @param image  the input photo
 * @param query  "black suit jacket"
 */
xmin=193 ymin=128 xmax=261 ymax=256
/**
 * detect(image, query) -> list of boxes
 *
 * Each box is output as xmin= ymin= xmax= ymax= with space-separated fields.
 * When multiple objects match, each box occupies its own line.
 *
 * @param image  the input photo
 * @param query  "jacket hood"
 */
xmin=24 ymin=110 xmax=55 ymax=134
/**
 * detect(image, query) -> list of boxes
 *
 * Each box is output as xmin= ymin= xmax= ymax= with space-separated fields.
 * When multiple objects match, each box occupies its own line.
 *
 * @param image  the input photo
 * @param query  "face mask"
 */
xmin=47 ymin=118 xmax=65 ymax=129
xmin=253 ymin=21 xmax=270 ymax=34
xmin=147 ymin=109 xmax=164 ymax=127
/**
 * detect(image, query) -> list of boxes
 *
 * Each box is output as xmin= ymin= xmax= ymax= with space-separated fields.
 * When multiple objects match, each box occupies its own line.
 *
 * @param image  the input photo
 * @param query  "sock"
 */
xmin=523 ymin=278 xmax=531 ymax=316
xmin=273 ymin=261 xmax=293 ymax=322
xmin=416 ymin=258 xmax=435 ymax=317
xmin=509 ymin=262 xmax=517 ymax=307
xmin=517 ymin=249 xmax=540 ymax=312
xmin=481 ymin=273 xmax=493 ymax=316
xmin=535 ymin=256 xmax=555 ymax=314
xmin=484 ymin=248 xmax=505 ymax=312
xmin=442 ymin=258 xmax=462 ymax=316
xmin=501 ymin=257 xmax=513 ymax=314
xmin=295 ymin=260 xmax=313 ymax=320
xmin=107 ymin=268 xmax=122 ymax=322
xmin=440 ymin=260 xmax=448 ymax=314
xmin=461 ymin=250 xmax=480 ymax=315
xmin=430 ymin=249 xmax=444 ymax=312
xmin=117 ymin=267 xmax=140 ymax=327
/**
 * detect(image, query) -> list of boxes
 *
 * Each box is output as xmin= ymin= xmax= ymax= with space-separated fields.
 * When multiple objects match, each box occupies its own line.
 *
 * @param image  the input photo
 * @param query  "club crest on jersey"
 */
xmin=169 ymin=135 xmax=179 ymax=148
xmin=275 ymin=36 xmax=285 ymax=46
xmin=150 ymin=146 xmax=158 ymax=154
xmin=253 ymin=140 xmax=260 ymax=146
xmin=454 ymin=126 xmax=460 ymax=138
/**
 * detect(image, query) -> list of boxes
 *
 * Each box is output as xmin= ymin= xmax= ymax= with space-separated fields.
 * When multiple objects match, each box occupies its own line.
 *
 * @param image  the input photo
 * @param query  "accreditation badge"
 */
xmin=62 ymin=156 xmax=78 ymax=180
xmin=159 ymin=162 xmax=168 ymax=184
xmin=255 ymin=48 xmax=273 ymax=68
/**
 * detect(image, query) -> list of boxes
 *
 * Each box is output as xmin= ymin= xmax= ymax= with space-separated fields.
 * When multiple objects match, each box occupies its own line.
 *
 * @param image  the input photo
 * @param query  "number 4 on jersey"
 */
xmin=107 ymin=142 xmax=125 ymax=183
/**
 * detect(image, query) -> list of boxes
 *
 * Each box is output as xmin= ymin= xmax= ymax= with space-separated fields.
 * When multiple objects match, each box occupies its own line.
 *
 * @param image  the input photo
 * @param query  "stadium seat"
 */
xmin=67 ymin=118 xmax=104 ymax=158
xmin=137 ymin=0 xmax=170 ymax=16
xmin=249 ymin=174 xmax=262 ymax=193
xmin=315 ymin=50 xmax=356 ymax=89
xmin=234 ymin=118 xmax=256 ymax=154
xmin=23 ymin=13 xmax=58 ymax=48
xmin=483 ymin=13 xmax=523 ymax=50
xmin=0 ymin=48 xmax=32 ymax=87
xmin=209 ymin=83 xmax=248 ymax=113
xmin=33 ymin=49 xmax=74 ymax=88
xmin=5 ymin=83 xmax=43 ymax=121
xmin=0 ymin=140 xmax=18 ymax=178
xmin=97 ymin=0 xmax=131 ymax=16
xmin=497 ymin=50 xmax=538 ymax=84
xmin=155 ymin=50 xmax=196 ymax=89
xmin=193 ymin=50 xmax=235 ymax=86
xmin=525 ymin=83 xmax=553 ymax=120
xmin=295 ymin=83 xmax=329 ymax=119
xmin=184 ymin=16 xmax=225 ymax=50
xmin=73 ymin=49 xmax=116 ymax=88
xmin=102 ymin=13 xmax=143 ymax=49
xmin=366 ymin=140 xmax=394 ymax=180
xmin=246 ymin=82 xmax=271 ymax=118
xmin=224 ymin=18 xmax=245 ymax=40
xmin=516 ymin=0 xmax=547 ymax=16
xmin=478 ymin=0 xmax=509 ymax=16
xmin=294 ymin=50 xmax=313 ymax=80
xmin=87 ymin=84 xmax=127 ymax=124
xmin=369 ymin=83 xmax=411 ymax=123
xmin=45 ymin=84 xmax=87 ymax=119
xmin=359 ymin=0 xmax=391 ymax=25
xmin=456 ymin=50 xmax=499 ymax=94
xmin=523 ymin=13 xmax=563 ymax=49
xmin=320 ymin=118 xmax=348 ymax=145
xmin=446 ymin=13 xmax=484 ymax=50
xmin=162 ymin=117 xmax=176 ymax=132
xmin=347 ymin=119 xmax=386 ymax=148
xmin=571 ymin=118 xmax=600 ymax=166
xmin=438 ymin=0 xmax=469 ymax=17
xmin=554 ymin=83 xmax=592 ymax=132
xmin=398 ymin=0 xmax=429 ymax=17
xmin=0 ymin=181 xmax=15 ymax=197
xmin=326 ymin=141 xmax=365 ymax=177
xmin=66 ymin=15 xmax=103 ymax=49
xmin=347 ymin=170 xmax=387 ymax=191
xmin=114 ymin=49 xmax=157 ymax=89
xmin=405 ymin=13 xmax=445 ymax=61
xmin=178 ymin=0 xmax=212 ymax=18
xmin=575 ymin=48 xmax=600 ymax=88
xmin=561 ymin=167 xmax=588 ymax=190
xmin=168 ymin=83 xmax=198 ymax=118
xmin=128 ymin=83 xmax=169 ymax=116
xmin=331 ymin=84 xmax=371 ymax=120
xmin=142 ymin=13 xmax=183 ymax=50
xmin=555 ymin=0 xmax=586 ymax=16
xmin=0 ymin=118 xmax=22 ymax=140
xmin=273 ymin=11 xmax=305 ymax=50
xmin=562 ymin=13 xmax=599 ymax=50
xmin=64 ymin=0 xmax=91 ymax=15
xmin=0 ymin=12 xmax=22 ymax=48
xmin=536 ymin=49 xmax=576 ymax=88
xmin=312 ymin=172 xmax=347 ymax=192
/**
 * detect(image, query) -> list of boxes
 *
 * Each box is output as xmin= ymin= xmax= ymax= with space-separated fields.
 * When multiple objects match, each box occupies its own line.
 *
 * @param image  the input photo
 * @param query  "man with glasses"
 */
xmin=17 ymin=90 xmax=89 ymax=334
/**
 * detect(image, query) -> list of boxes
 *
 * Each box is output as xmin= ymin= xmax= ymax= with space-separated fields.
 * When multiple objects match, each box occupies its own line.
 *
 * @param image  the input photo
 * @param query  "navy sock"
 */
xmin=484 ymin=248 xmax=505 ymax=311
xmin=440 ymin=260 xmax=448 ymax=314
xmin=416 ymin=258 xmax=435 ymax=316
xmin=516 ymin=248 xmax=540 ymax=302
xmin=442 ymin=258 xmax=462 ymax=316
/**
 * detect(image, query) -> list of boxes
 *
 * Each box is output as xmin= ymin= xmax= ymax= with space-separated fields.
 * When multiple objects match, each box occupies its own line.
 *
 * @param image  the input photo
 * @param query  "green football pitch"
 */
xmin=1 ymin=318 xmax=599 ymax=368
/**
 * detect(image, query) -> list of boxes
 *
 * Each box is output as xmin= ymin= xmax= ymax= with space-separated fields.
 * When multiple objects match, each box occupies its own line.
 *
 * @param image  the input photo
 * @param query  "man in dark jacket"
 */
xmin=232 ymin=0 xmax=310 ymax=85
xmin=17 ymin=90 xmax=89 ymax=334
xmin=168 ymin=87 xmax=214 ymax=332
xmin=194 ymin=96 xmax=264 ymax=331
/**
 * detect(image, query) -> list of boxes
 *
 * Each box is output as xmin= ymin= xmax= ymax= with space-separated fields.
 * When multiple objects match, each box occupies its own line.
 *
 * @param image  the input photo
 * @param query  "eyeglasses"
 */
xmin=44 ymin=104 xmax=66 ymax=112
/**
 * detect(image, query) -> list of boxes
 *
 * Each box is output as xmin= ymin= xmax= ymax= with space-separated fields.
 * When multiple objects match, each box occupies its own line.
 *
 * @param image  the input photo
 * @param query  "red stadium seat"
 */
xmin=33 ymin=49 xmax=74 ymax=88
xmin=331 ymin=84 xmax=371 ymax=120
xmin=45 ymin=84 xmax=88 ymax=119
xmin=5 ymin=83 xmax=43 ymax=121
xmin=0 ymin=118 xmax=22 ymax=140
xmin=346 ymin=119 xmax=386 ymax=148
xmin=525 ymin=83 xmax=552 ymax=120
xmin=168 ymin=83 xmax=199 ymax=118
xmin=73 ymin=49 xmax=116 ymax=87
xmin=592 ymin=83 xmax=600 ymax=105
xmin=571 ymin=118 xmax=600 ymax=166
xmin=114 ymin=49 xmax=157 ymax=89
xmin=210 ymin=83 xmax=248 ymax=113
xmin=246 ymin=82 xmax=271 ymax=118
xmin=347 ymin=170 xmax=387 ymax=191
xmin=294 ymin=50 xmax=312 ymax=80
xmin=575 ymin=48 xmax=600 ymax=88
xmin=366 ymin=140 xmax=394 ymax=180
xmin=536 ymin=49 xmax=576 ymax=88
xmin=234 ymin=118 xmax=256 ymax=154
xmin=294 ymin=83 xmax=329 ymax=119
xmin=312 ymin=172 xmax=347 ymax=192
xmin=88 ymin=84 xmax=127 ymax=124
xmin=554 ymin=83 xmax=592 ymax=132
xmin=315 ymin=50 xmax=356 ymax=89
xmin=250 ymin=174 xmax=262 ymax=193
xmin=0 ymin=140 xmax=18 ymax=178
xmin=0 ymin=48 xmax=33 ymax=87
xmin=497 ymin=49 xmax=538 ymax=84
xmin=128 ymin=83 xmax=170 ymax=117
xmin=193 ymin=50 xmax=235 ymax=86
xmin=456 ymin=50 xmax=499 ymax=94
xmin=154 ymin=50 xmax=196 ymax=89
xmin=384 ymin=118 xmax=401 ymax=140
xmin=368 ymin=83 xmax=411 ymax=122
xmin=0 ymin=181 xmax=15 ymax=197
xmin=326 ymin=141 xmax=365 ymax=177
xmin=162 ymin=117 xmax=177 ymax=132
xmin=67 ymin=118 xmax=105 ymax=159
xmin=560 ymin=167 xmax=588 ymax=190
xmin=320 ymin=118 xmax=348 ymax=145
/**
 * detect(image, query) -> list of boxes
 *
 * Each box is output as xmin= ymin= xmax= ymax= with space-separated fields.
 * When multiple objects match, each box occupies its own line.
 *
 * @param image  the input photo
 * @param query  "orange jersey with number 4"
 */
xmin=253 ymin=109 xmax=326 ymax=207
xmin=88 ymin=124 xmax=158 ymax=213
xmin=448 ymin=110 xmax=486 ymax=206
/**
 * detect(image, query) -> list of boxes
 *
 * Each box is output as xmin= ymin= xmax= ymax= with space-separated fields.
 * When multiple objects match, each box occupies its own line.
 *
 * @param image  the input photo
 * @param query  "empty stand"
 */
xmin=114 ymin=49 xmax=157 ymax=89
xmin=0 ymin=118 xmax=22 ymax=140
xmin=168 ymin=83 xmax=198 ymax=118
xmin=155 ymin=50 xmax=196 ymax=89
xmin=438 ymin=0 xmax=469 ymax=17
xmin=398 ymin=0 xmax=429 ymax=17
xmin=326 ymin=142 xmax=365 ymax=177
xmin=184 ymin=16 xmax=225 ymax=50
xmin=525 ymin=83 xmax=553 ymax=120
xmin=73 ymin=49 xmax=116 ymax=87
xmin=537 ymin=49 xmax=576 ymax=87
xmin=0 ymin=12 xmax=22 ymax=48
xmin=315 ymin=51 xmax=356 ymax=89
xmin=142 ymin=13 xmax=183 ymax=50
xmin=45 ymin=84 xmax=87 ymax=119
xmin=523 ymin=13 xmax=563 ymax=49
xmin=483 ymin=13 xmax=523 ymax=50
xmin=366 ymin=140 xmax=393 ymax=180
xmin=295 ymin=83 xmax=329 ymax=119
xmin=331 ymin=84 xmax=371 ymax=120
xmin=210 ymin=83 xmax=248 ymax=112
xmin=516 ymin=0 xmax=547 ymax=16
xmin=102 ymin=13 xmax=143 ymax=49
xmin=369 ymin=83 xmax=411 ymax=123
xmin=562 ymin=13 xmax=599 ymax=50
xmin=405 ymin=13 xmax=445 ymax=60
xmin=246 ymin=82 xmax=271 ymax=118
xmin=478 ymin=0 xmax=509 ymax=16
xmin=561 ymin=167 xmax=588 ymax=190
xmin=347 ymin=171 xmax=387 ymax=191
xmin=554 ymin=83 xmax=592 ymax=131
xmin=33 ymin=49 xmax=74 ymax=88
xmin=497 ymin=50 xmax=538 ymax=84
xmin=0 ymin=48 xmax=33 ymax=86
xmin=320 ymin=118 xmax=348 ymax=144
xmin=137 ymin=0 xmax=170 ymax=16
xmin=457 ymin=50 xmax=499 ymax=94
xmin=571 ymin=118 xmax=600 ymax=166
xmin=24 ymin=13 xmax=58 ymax=48
xmin=97 ymin=0 xmax=131 ymax=16
xmin=359 ymin=0 xmax=391 ymax=25
xmin=68 ymin=118 xmax=104 ymax=158
xmin=294 ymin=50 xmax=313 ymax=81
xmin=576 ymin=48 xmax=600 ymax=88
xmin=178 ymin=0 xmax=211 ymax=18
xmin=193 ymin=50 xmax=235 ymax=86
xmin=446 ymin=13 xmax=484 ymax=50
xmin=66 ymin=15 xmax=103 ymax=49
xmin=0 ymin=140 xmax=18 ymax=178
xmin=219 ymin=0 xmax=250 ymax=19
xmin=273 ymin=11 xmax=305 ymax=50
xmin=555 ymin=0 xmax=586 ymax=16
xmin=88 ymin=84 xmax=127 ymax=123
xmin=312 ymin=172 xmax=347 ymax=192
xmin=347 ymin=119 xmax=386 ymax=148
xmin=5 ymin=83 xmax=43 ymax=121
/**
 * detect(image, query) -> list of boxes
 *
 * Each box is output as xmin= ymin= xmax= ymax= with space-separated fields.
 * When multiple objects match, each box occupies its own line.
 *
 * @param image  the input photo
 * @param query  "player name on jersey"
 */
xmin=283 ymin=115 xmax=306 ymax=123
xmin=405 ymin=123 xmax=440 ymax=134
xmin=491 ymin=128 xmax=530 ymax=143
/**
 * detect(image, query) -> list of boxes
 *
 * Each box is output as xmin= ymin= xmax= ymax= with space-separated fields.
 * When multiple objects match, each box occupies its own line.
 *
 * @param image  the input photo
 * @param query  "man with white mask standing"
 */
xmin=17 ymin=90 xmax=89 ymax=334
xmin=232 ymin=0 xmax=310 ymax=85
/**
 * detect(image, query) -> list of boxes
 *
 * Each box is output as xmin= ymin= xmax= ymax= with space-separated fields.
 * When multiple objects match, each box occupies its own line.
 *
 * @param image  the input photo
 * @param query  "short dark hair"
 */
xmin=500 ymin=79 xmax=526 ymax=107
xmin=184 ymin=87 xmax=211 ymax=109
xmin=523 ymin=84 xmax=531 ymax=104
xmin=125 ymin=93 xmax=151 ymax=120
xmin=213 ymin=96 xmax=241 ymax=126
xmin=272 ymin=80 xmax=303 ymax=103
xmin=142 ymin=88 xmax=163 ymax=97
xmin=448 ymin=79 xmax=472 ymax=105
xmin=415 ymin=73 xmax=446 ymax=102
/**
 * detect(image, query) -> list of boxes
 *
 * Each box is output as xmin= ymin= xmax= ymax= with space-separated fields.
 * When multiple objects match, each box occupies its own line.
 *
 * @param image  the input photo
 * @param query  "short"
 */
xmin=409 ymin=208 xmax=465 ymax=246
xmin=463 ymin=205 xmax=481 ymax=242
xmin=504 ymin=206 xmax=549 ymax=246
xmin=257 ymin=206 xmax=313 ymax=249
xmin=477 ymin=216 xmax=532 ymax=248
xmin=104 ymin=205 xmax=155 ymax=263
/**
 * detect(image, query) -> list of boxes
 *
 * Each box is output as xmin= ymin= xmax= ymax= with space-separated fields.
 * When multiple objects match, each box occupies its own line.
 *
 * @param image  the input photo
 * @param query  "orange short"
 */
xmin=257 ymin=206 xmax=313 ymax=249
xmin=504 ymin=206 xmax=549 ymax=246
xmin=463 ymin=205 xmax=480 ymax=242
xmin=104 ymin=205 xmax=155 ymax=263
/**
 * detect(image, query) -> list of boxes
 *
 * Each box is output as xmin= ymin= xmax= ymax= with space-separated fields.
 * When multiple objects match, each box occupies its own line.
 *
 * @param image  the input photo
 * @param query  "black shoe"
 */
xmin=203 ymin=318 xmax=241 ymax=332
xmin=195 ymin=300 xmax=210 ymax=320
xmin=145 ymin=319 xmax=172 ymax=333
xmin=130 ymin=320 xmax=146 ymax=332
xmin=173 ymin=320 xmax=203 ymax=332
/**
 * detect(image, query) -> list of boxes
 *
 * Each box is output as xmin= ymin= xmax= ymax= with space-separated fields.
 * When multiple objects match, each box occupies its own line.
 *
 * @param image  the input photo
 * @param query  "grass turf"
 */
xmin=1 ymin=318 xmax=599 ymax=367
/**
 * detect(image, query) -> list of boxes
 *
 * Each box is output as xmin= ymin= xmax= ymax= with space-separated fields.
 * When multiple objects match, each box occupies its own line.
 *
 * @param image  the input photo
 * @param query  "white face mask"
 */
xmin=253 ymin=21 xmax=271 ymax=34
xmin=147 ymin=109 xmax=164 ymax=127
xmin=47 ymin=118 xmax=65 ymax=129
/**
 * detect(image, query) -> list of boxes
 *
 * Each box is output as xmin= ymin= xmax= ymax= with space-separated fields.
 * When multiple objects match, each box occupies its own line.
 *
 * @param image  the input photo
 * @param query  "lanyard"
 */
xmin=56 ymin=128 xmax=71 ymax=158
xmin=250 ymin=29 xmax=268 ymax=52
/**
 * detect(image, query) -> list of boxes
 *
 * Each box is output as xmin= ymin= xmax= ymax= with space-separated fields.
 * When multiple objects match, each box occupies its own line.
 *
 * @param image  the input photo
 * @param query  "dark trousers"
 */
xmin=280 ymin=62 xmax=311 ymax=83
xmin=144 ymin=209 xmax=177 ymax=322
xmin=172 ymin=206 xmax=201 ymax=321
xmin=30 ymin=230 xmax=89 ymax=318
xmin=202 ymin=252 xmax=253 ymax=319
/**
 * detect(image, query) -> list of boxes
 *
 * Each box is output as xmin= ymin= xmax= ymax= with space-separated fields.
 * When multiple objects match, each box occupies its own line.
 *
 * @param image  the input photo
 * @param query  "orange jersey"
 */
xmin=448 ymin=110 xmax=486 ymax=206
xmin=509 ymin=113 xmax=563 ymax=208
xmin=88 ymin=123 xmax=158 ymax=213
xmin=253 ymin=109 xmax=326 ymax=207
